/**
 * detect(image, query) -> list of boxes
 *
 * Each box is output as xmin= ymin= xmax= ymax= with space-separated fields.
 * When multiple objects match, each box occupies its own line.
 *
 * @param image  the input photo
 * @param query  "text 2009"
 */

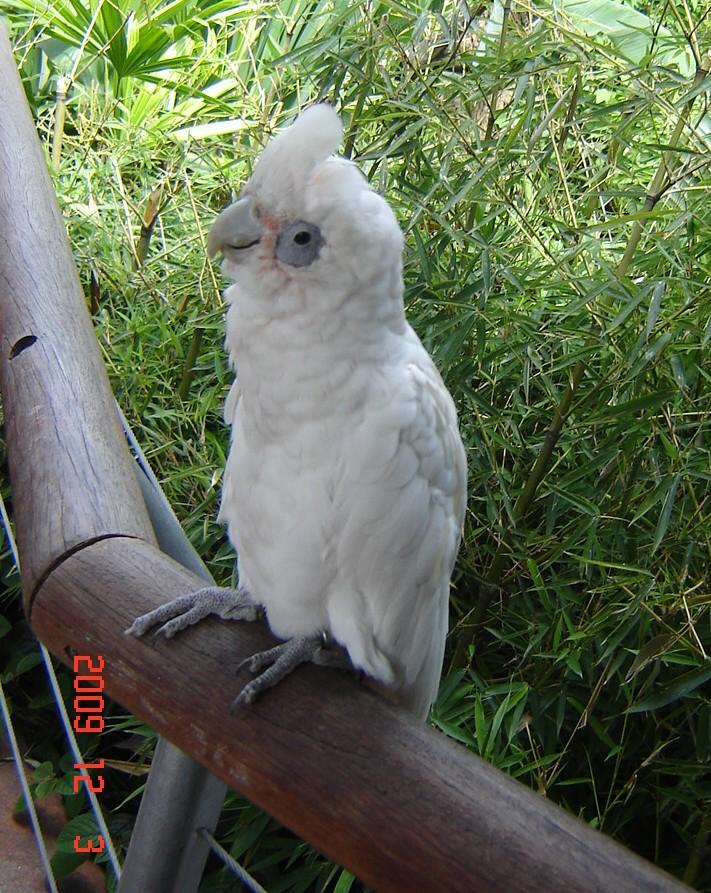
xmin=72 ymin=655 xmax=106 ymax=855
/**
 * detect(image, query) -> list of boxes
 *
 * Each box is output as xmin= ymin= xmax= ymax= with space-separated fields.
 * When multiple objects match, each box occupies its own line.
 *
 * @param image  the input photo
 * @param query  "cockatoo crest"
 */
xmin=209 ymin=104 xmax=405 ymax=318
xmin=248 ymin=104 xmax=344 ymax=214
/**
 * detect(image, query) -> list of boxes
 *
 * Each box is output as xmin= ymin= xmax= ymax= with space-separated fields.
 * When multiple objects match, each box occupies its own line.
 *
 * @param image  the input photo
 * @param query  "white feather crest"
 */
xmin=248 ymin=104 xmax=344 ymax=210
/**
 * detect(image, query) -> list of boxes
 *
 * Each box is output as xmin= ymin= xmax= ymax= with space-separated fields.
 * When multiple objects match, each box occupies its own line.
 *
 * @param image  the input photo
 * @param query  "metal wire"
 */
xmin=1 ymin=496 xmax=59 ymax=893
xmin=118 ymin=404 xmax=267 ymax=891
xmin=40 ymin=642 xmax=122 ymax=879
xmin=0 ymin=680 xmax=60 ymax=893
xmin=0 ymin=493 xmax=121 ymax=882
xmin=1 ymin=409 xmax=266 ymax=890
xmin=198 ymin=827 xmax=270 ymax=893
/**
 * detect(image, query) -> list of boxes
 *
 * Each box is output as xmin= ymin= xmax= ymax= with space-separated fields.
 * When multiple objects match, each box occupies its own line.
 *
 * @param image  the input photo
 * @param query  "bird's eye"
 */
xmin=275 ymin=221 xmax=322 ymax=267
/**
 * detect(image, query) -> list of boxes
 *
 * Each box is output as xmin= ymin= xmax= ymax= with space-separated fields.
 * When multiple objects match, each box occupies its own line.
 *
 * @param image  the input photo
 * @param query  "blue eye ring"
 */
xmin=275 ymin=221 xmax=323 ymax=267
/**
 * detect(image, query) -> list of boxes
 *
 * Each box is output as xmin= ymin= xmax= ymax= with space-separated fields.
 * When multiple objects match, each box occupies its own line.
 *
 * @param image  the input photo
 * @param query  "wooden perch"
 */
xmin=0 ymin=23 xmax=692 ymax=893
xmin=0 ymin=25 xmax=155 ymax=607
xmin=30 ymin=537 xmax=694 ymax=893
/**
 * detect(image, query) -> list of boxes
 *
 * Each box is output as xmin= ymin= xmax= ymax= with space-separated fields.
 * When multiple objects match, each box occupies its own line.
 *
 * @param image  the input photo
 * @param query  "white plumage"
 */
xmin=128 ymin=104 xmax=466 ymax=720
xmin=215 ymin=105 xmax=467 ymax=718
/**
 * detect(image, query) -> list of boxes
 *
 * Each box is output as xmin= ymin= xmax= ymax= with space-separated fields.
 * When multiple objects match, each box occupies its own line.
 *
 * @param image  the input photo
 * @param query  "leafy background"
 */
xmin=0 ymin=0 xmax=709 ymax=890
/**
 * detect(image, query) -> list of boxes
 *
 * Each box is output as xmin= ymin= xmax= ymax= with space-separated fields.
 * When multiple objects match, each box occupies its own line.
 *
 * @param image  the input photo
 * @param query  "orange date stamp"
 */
xmin=71 ymin=655 xmax=106 ymax=855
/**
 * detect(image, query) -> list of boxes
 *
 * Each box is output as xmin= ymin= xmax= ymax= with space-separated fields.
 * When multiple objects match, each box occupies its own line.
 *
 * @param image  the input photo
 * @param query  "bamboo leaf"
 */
xmin=670 ymin=354 xmax=686 ymax=390
xmin=627 ymin=665 xmax=711 ymax=713
xmin=624 ymin=633 xmax=676 ymax=682
xmin=591 ymin=389 xmax=675 ymax=420
xmin=651 ymin=472 xmax=681 ymax=554
xmin=644 ymin=281 xmax=665 ymax=339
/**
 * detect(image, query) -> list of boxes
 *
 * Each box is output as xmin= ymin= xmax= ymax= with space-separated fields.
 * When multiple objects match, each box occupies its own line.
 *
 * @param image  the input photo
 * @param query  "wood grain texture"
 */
xmin=33 ymin=536 xmax=691 ymax=893
xmin=0 ymin=23 xmax=155 ymax=607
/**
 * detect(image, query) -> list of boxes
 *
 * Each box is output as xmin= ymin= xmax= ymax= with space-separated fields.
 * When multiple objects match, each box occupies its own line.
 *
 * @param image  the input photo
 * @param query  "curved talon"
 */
xmin=237 ymin=644 xmax=286 ymax=675
xmin=231 ymin=682 xmax=262 ymax=710
xmin=231 ymin=634 xmax=351 ymax=709
xmin=125 ymin=593 xmax=197 ymax=637
xmin=312 ymin=646 xmax=351 ymax=669
xmin=153 ymin=617 xmax=192 ymax=640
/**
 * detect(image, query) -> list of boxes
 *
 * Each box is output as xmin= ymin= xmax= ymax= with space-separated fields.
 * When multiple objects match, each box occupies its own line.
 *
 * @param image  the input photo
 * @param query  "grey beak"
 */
xmin=207 ymin=196 xmax=263 ymax=257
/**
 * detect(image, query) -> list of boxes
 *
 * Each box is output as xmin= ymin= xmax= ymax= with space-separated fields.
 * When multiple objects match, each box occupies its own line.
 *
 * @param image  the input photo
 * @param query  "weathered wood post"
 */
xmin=0 ymin=41 xmax=155 ymax=609
xmin=0 ymin=23 xmax=228 ymax=892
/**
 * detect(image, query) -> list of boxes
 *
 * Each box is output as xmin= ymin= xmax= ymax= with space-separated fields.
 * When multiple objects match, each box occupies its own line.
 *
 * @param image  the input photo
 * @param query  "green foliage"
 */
xmin=1 ymin=0 xmax=709 ymax=890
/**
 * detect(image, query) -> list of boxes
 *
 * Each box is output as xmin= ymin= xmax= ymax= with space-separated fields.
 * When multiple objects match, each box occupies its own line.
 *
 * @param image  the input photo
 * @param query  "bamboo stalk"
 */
xmin=134 ymin=183 xmax=164 ymax=268
xmin=178 ymin=326 xmax=204 ymax=401
xmin=51 ymin=76 xmax=70 ymax=169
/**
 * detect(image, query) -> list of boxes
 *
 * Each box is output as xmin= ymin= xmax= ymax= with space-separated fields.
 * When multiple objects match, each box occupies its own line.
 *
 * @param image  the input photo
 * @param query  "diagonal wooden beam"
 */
xmin=0 ymin=24 xmax=156 ymax=609
xmin=34 ymin=535 xmax=691 ymax=893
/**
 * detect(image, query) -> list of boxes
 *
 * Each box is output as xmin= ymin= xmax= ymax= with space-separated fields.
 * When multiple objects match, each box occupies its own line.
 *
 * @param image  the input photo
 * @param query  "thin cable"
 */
xmin=198 ymin=827 xmax=269 ymax=893
xmin=0 ymin=493 xmax=121 ymax=880
xmin=0 ymin=499 xmax=59 ymax=893
xmin=40 ymin=643 xmax=122 ymax=880
xmin=0 ymin=681 xmax=60 ymax=893
xmin=0 ymin=489 xmax=18 ymax=566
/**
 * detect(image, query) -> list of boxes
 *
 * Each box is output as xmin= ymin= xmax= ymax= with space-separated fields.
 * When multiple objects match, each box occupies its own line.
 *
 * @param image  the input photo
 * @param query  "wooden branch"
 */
xmin=31 ymin=536 xmax=689 ymax=893
xmin=0 ymin=23 xmax=155 ymax=609
xmin=0 ymin=24 xmax=692 ymax=893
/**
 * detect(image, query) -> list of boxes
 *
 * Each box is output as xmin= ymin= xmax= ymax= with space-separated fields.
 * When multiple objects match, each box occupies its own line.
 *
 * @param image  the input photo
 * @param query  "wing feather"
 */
xmin=329 ymin=351 xmax=466 ymax=718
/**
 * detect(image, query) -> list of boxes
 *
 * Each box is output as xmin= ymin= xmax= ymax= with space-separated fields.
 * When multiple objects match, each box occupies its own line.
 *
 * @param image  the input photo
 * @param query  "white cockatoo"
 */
xmin=127 ymin=104 xmax=467 ymax=719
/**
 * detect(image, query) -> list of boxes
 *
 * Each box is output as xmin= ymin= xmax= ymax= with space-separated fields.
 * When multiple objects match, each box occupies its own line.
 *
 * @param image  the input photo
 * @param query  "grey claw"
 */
xmin=236 ymin=655 xmax=256 ymax=674
xmin=152 ymin=621 xmax=180 ymax=640
xmin=125 ymin=619 xmax=146 ymax=637
xmin=231 ymin=634 xmax=349 ymax=708
xmin=125 ymin=586 xmax=259 ymax=640
xmin=230 ymin=684 xmax=258 ymax=711
xmin=237 ymin=644 xmax=285 ymax=675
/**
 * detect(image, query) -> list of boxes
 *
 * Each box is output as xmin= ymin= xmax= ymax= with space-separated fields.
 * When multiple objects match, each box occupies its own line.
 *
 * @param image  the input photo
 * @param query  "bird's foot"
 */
xmin=125 ymin=586 xmax=261 ymax=640
xmin=232 ymin=634 xmax=350 ymax=709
